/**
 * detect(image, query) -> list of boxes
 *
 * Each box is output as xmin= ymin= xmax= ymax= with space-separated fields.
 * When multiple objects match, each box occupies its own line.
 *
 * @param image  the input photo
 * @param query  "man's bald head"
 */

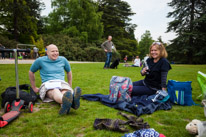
xmin=108 ymin=36 xmax=112 ymax=41
xmin=47 ymin=44 xmax=58 ymax=51
xmin=46 ymin=44 xmax=59 ymax=60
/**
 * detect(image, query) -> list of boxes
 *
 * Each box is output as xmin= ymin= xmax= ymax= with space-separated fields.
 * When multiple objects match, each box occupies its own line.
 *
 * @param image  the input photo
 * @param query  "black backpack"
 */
xmin=1 ymin=84 xmax=38 ymax=108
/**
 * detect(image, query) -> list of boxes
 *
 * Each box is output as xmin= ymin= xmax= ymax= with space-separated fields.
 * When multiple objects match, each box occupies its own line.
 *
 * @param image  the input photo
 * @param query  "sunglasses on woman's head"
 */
xmin=152 ymin=42 xmax=161 ymax=45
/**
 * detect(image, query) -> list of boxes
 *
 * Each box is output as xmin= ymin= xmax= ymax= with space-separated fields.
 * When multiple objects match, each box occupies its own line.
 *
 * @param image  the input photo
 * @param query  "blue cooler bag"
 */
xmin=167 ymin=80 xmax=195 ymax=106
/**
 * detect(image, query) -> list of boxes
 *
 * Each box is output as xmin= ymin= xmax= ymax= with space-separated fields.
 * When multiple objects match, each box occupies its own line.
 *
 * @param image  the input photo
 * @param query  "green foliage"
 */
xmin=111 ymin=38 xmax=138 ymax=61
xmin=84 ymin=46 xmax=104 ymax=62
xmin=80 ymin=32 xmax=89 ymax=43
xmin=2 ymin=0 xmax=205 ymax=64
xmin=0 ymin=0 xmax=137 ymax=62
xmin=111 ymin=50 xmax=121 ymax=62
xmin=31 ymin=36 xmax=45 ymax=57
xmin=97 ymin=0 xmax=138 ymax=59
xmin=98 ymin=0 xmax=135 ymax=39
xmin=157 ymin=36 xmax=167 ymax=47
xmin=118 ymin=50 xmax=131 ymax=61
xmin=0 ymin=63 xmax=206 ymax=136
xmin=62 ymin=26 xmax=80 ymax=37
xmin=0 ymin=35 xmax=18 ymax=49
xmin=46 ymin=0 xmax=103 ymax=43
xmin=69 ymin=0 xmax=104 ymax=42
xmin=138 ymin=30 xmax=154 ymax=59
xmin=42 ymin=34 xmax=121 ymax=61
xmin=43 ymin=34 xmax=82 ymax=60
xmin=0 ymin=0 xmax=43 ymax=43
xmin=167 ymin=0 xmax=206 ymax=64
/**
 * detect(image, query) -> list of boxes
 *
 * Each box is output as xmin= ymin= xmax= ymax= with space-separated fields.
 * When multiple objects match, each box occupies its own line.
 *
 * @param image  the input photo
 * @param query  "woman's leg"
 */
xmin=132 ymin=80 xmax=156 ymax=96
xmin=133 ymin=80 xmax=145 ymax=86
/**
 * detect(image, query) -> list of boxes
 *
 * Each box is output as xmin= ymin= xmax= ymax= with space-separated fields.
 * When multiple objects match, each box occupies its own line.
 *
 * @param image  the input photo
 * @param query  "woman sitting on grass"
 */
xmin=131 ymin=42 xmax=172 ymax=96
xmin=132 ymin=56 xmax=141 ymax=67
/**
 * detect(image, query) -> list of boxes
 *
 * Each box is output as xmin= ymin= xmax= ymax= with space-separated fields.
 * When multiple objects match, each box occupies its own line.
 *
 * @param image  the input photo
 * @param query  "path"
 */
xmin=0 ymin=59 xmax=100 ymax=64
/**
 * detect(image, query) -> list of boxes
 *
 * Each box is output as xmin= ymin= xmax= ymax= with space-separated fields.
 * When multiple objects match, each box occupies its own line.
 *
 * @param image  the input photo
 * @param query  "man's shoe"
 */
xmin=72 ymin=87 xmax=81 ymax=109
xmin=59 ymin=92 xmax=73 ymax=115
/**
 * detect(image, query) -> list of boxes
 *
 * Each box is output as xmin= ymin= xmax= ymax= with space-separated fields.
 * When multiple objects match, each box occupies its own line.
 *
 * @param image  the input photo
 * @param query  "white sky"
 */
xmin=41 ymin=0 xmax=177 ymax=43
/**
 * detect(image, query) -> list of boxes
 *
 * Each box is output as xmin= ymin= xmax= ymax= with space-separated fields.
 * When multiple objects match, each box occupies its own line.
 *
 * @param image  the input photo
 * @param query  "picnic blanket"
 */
xmin=82 ymin=93 xmax=172 ymax=116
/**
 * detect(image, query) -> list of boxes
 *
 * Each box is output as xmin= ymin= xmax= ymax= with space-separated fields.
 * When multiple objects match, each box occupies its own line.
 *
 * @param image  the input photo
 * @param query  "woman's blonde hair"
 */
xmin=149 ymin=42 xmax=168 ymax=58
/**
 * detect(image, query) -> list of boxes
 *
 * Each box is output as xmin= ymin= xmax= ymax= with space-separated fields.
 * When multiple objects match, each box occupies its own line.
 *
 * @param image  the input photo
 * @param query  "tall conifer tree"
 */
xmin=167 ymin=0 xmax=206 ymax=63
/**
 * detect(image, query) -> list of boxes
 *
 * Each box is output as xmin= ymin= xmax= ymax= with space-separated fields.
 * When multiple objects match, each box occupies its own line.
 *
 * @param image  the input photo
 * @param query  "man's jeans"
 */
xmin=104 ymin=52 xmax=112 ymax=68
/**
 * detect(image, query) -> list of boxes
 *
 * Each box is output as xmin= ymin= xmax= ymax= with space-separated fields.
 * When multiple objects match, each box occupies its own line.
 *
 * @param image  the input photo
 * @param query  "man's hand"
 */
xmin=104 ymin=49 xmax=108 ymax=52
xmin=29 ymin=71 xmax=39 ymax=93
xmin=33 ymin=87 xmax=39 ymax=93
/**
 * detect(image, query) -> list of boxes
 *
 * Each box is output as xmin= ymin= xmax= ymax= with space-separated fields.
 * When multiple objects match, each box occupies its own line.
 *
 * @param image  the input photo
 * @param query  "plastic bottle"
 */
xmin=144 ymin=61 xmax=150 ymax=75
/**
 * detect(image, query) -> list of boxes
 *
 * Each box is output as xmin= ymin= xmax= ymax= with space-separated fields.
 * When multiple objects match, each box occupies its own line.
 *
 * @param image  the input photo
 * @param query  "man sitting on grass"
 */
xmin=29 ymin=44 xmax=81 ymax=115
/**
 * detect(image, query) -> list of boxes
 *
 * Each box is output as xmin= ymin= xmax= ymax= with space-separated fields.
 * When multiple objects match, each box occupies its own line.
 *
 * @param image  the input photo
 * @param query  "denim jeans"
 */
xmin=131 ymin=80 xmax=156 ymax=96
xmin=104 ymin=52 xmax=112 ymax=68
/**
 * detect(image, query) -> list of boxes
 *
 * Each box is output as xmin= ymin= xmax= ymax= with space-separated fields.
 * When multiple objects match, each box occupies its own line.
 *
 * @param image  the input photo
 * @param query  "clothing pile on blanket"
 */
xmin=82 ymin=91 xmax=172 ymax=116
xmin=94 ymin=112 xmax=150 ymax=132
xmin=93 ymin=112 xmax=166 ymax=137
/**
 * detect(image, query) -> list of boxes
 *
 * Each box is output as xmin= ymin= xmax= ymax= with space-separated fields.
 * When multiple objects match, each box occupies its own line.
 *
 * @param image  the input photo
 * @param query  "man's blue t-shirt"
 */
xmin=30 ymin=56 xmax=71 ymax=83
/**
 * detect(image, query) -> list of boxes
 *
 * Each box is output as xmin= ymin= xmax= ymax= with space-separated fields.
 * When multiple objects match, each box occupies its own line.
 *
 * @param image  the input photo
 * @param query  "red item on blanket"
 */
xmin=159 ymin=134 xmax=166 ymax=137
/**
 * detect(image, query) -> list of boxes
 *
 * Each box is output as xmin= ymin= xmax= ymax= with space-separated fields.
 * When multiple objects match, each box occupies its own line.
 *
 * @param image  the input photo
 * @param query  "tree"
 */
xmin=157 ymin=36 xmax=167 ymax=47
xmin=31 ymin=36 xmax=45 ymax=56
xmin=97 ymin=0 xmax=136 ymax=39
xmin=46 ymin=0 xmax=103 ymax=43
xmin=45 ymin=0 xmax=70 ymax=34
xmin=0 ymin=35 xmax=18 ymax=49
xmin=97 ymin=0 xmax=138 ymax=59
xmin=42 ymin=34 xmax=120 ymax=61
xmin=0 ymin=0 xmax=44 ymax=43
xmin=138 ymin=30 xmax=153 ymax=59
xmin=167 ymin=0 xmax=206 ymax=64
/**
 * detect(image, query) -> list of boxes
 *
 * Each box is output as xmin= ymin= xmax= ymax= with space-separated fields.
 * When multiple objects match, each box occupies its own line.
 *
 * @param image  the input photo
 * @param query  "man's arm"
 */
xmin=29 ymin=70 xmax=39 ymax=93
xmin=101 ymin=41 xmax=107 ymax=52
xmin=67 ymin=71 xmax=72 ymax=87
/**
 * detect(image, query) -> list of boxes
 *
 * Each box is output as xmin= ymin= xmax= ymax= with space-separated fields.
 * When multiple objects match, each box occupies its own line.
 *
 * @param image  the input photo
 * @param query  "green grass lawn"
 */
xmin=0 ymin=63 xmax=206 ymax=137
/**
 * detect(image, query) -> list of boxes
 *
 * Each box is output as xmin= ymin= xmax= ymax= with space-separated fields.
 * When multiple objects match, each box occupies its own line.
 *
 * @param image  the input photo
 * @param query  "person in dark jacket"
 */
xmin=132 ymin=42 xmax=172 ymax=96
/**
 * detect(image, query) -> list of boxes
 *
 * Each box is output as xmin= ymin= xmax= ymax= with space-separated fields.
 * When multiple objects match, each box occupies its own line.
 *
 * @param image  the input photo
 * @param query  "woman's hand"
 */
xmin=162 ymin=88 xmax=166 ymax=91
xmin=141 ymin=67 xmax=147 ymax=75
